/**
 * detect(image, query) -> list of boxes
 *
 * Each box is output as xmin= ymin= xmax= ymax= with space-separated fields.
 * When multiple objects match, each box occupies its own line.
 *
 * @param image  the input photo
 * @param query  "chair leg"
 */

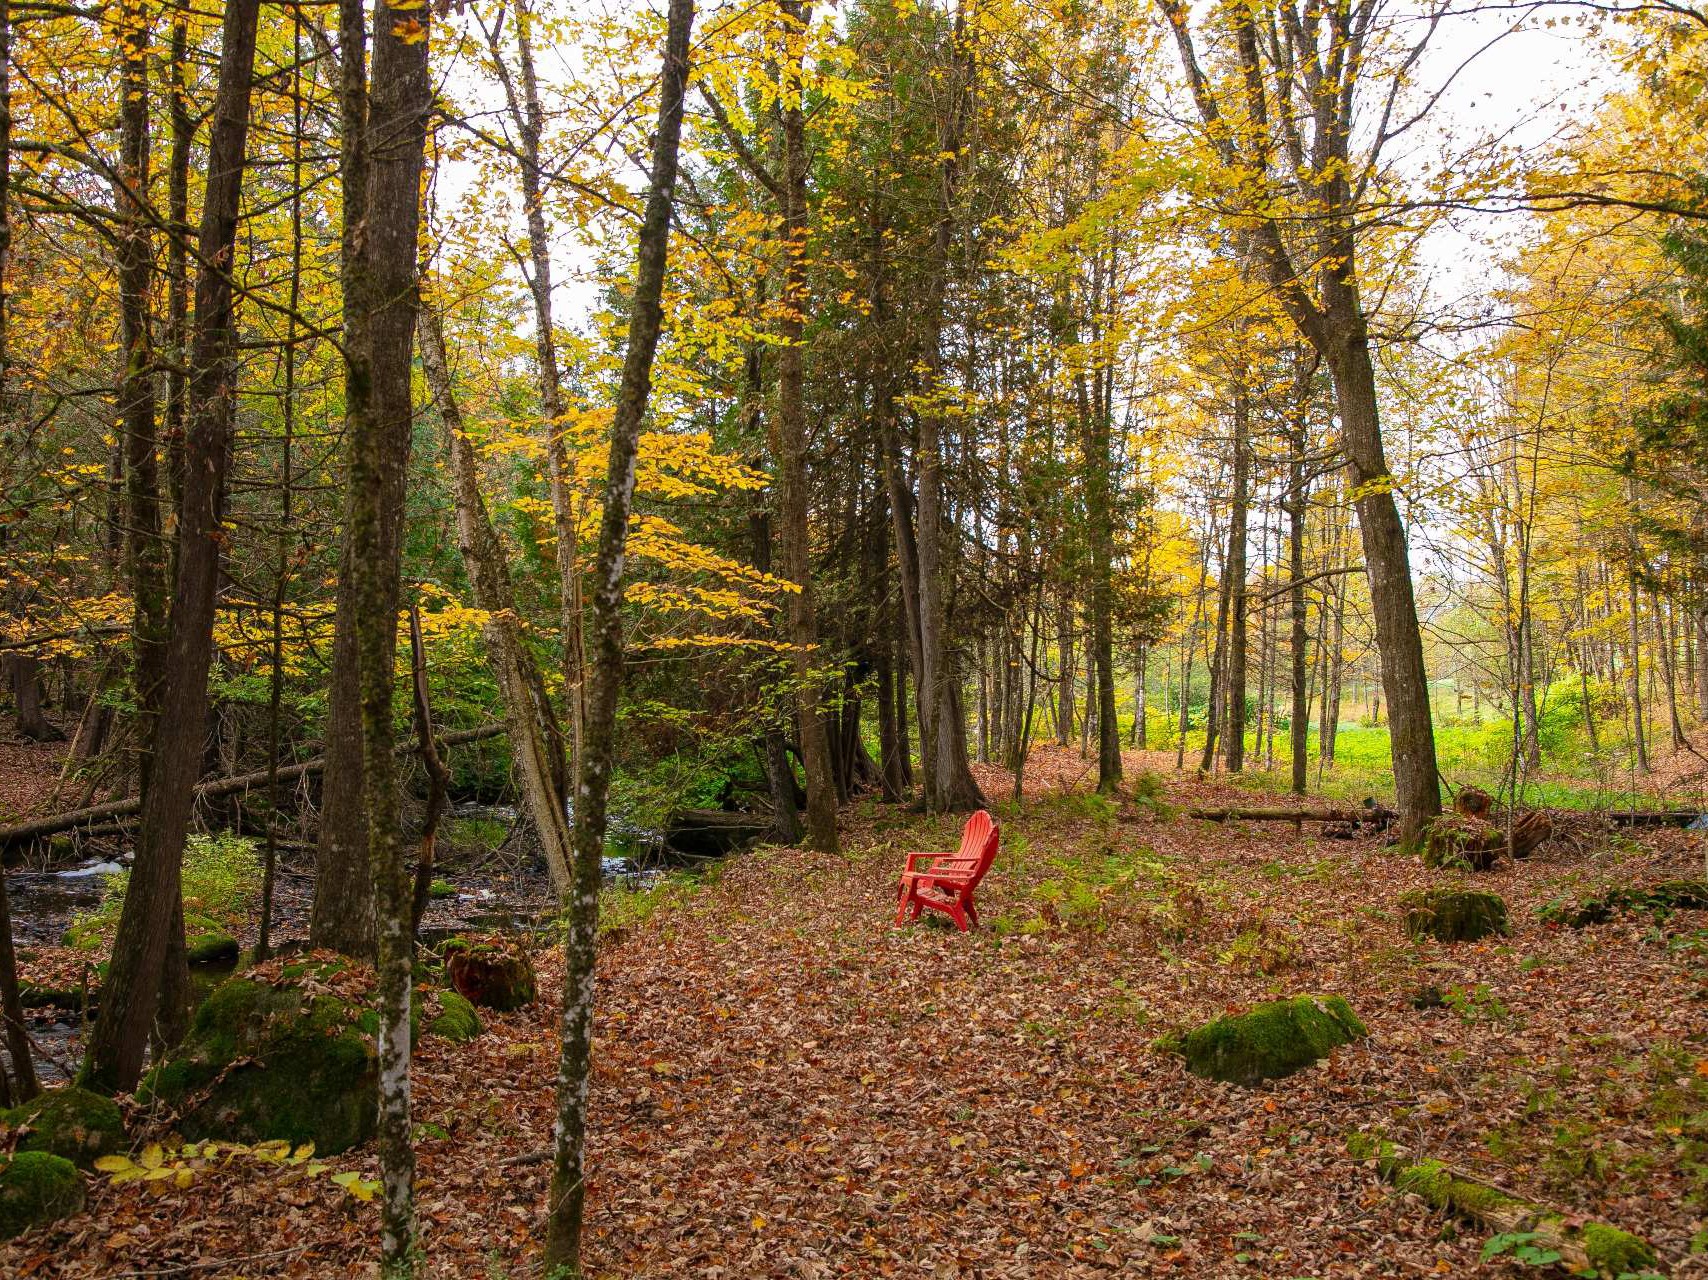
xmin=895 ymin=881 xmax=909 ymax=925
xmin=965 ymin=898 xmax=979 ymax=928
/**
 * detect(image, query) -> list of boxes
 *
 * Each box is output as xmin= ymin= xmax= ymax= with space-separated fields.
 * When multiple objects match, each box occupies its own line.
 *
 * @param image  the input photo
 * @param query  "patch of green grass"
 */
xmin=596 ymin=867 xmax=719 ymax=939
xmin=1213 ymin=714 xmax=1673 ymax=811
xmin=447 ymin=815 xmax=509 ymax=852
xmin=71 ymin=832 xmax=260 ymax=948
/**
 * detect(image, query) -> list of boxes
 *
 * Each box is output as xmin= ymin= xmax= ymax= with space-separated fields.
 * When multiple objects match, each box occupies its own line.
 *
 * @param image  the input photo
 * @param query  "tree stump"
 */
xmin=1400 ymin=888 xmax=1509 ymax=943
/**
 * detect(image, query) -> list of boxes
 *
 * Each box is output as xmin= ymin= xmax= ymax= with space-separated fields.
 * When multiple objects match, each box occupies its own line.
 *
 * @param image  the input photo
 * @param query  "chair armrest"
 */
xmin=903 ymin=851 xmax=950 ymax=869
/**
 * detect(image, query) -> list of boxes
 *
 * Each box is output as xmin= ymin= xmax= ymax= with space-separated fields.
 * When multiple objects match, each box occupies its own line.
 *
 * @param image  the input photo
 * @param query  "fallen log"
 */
xmin=0 ymin=723 xmax=505 ymax=850
xmin=1348 ymin=1133 xmax=1657 ymax=1277
xmin=662 ymin=808 xmax=773 ymax=860
xmin=1186 ymin=805 xmax=1394 ymax=825
xmin=1606 ymin=809 xmax=1703 ymax=828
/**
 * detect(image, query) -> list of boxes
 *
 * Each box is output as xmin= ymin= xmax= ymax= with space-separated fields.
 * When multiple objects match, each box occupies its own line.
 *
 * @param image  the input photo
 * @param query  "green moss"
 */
xmin=186 ymin=929 xmax=239 ymax=967
xmin=17 ymin=981 xmax=91 ymax=1011
xmin=1180 ymin=994 xmax=1367 ymax=1085
xmin=1580 ymin=1221 xmax=1657 ymax=1275
xmin=1400 ymin=888 xmax=1509 ymax=943
xmin=137 ymin=976 xmax=377 ymax=1155
xmin=60 ymin=918 xmax=102 ymax=952
xmin=0 ymin=1151 xmax=84 ymax=1239
xmin=1545 ymin=878 xmax=1708 ymax=927
xmin=428 ymin=878 xmax=455 ymax=900
xmin=424 ymin=990 xmax=481 ymax=1043
xmin=0 ymin=1088 xmax=123 ymax=1170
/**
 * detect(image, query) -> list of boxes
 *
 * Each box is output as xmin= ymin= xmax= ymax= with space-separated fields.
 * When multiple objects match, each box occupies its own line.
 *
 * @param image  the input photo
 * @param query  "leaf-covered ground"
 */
xmin=4 ymin=745 xmax=1707 ymax=1277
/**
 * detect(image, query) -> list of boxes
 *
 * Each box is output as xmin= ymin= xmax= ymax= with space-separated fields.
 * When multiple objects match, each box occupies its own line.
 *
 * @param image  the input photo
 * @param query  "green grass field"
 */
xmin=1149 ymin=713 xmax=1700 ymax=812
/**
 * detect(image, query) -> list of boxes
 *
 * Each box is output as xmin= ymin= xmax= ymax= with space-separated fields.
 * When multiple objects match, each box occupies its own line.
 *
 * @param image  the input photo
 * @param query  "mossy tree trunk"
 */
xmin=1349 ymin=1135 xmax=1656 ymax=1278
xmin=543 ymin=0 xmax=694 ymax=1269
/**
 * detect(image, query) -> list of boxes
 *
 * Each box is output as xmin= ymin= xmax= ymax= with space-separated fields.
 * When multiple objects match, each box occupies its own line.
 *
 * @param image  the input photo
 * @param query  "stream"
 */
xmin=1 ymin=799 xmax=738 ymax=1083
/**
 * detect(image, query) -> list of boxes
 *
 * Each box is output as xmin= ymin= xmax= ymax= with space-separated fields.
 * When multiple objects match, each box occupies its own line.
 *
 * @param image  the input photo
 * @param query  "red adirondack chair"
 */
xmin=895 ymin=810 xmax=1000 ymax=931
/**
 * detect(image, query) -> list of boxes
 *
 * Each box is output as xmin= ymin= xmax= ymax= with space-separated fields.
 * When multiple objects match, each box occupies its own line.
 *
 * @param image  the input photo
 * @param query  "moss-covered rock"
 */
xmin=185 ymin=927 xmax=240 ymax=968
xmin=1399 ymin=888 xmax=1509 ymax=943
xmin=423 ymin=990 xmax=481 ymax=1043
xmin=137 ymin=966 xmax=378 ymax=1155
xmin=18 ymin=980 xmax=93 ymax=1011
xmin=445 ymin=937 xmax=536 ymax=1011
xmin=1181 ymin=994 xmax=1367 ymax=1086
xmin=0 ymin=1087 xmax=123 ymax=1169
xmin=0 ymin=1151 xmax=84 ymax=1239
xmin=428 ymin=878 xmax=455 ymax=900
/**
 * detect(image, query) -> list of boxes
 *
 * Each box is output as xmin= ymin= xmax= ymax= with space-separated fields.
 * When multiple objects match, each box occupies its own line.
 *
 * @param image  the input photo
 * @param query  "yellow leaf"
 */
xmin=94 ymin=1155 xmax=135 ymax=1173
xmin=139 ymin=1143 xmax=164 ymax=1170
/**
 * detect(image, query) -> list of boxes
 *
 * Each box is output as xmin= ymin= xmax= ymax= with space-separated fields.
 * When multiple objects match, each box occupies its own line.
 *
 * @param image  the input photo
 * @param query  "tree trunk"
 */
xmin=1329 ymin=341 xmax=1440 ymax=840
xmin=1626 ymin=565 xmax=1650 ymax=774
xmin=1055 ymin=589 xmax=1074 ymax=745
xmin=488 ymin=0 xmax=587 ymax=781
xmin=544 ymin=2 xmax=693 ymax=1267
xmin=1199 ymin=559 xmax=1231 ymax=774
xmin=774 ymin=13 xmax=838 ymax=852
xmin=419 ymin=305 xmax=575 ymax=895
xmin=1287 ymin=419 xmax=1311 ymax=796
xmin=349 ymin=0 xmax=433 ymax=1266
xmin=746 ymin=508 xmax=804 ymax=841
xmin=82 ymin=0 xmax=261 ymax=1093
xmin=311 ymin=0 xmax=378 ymax=960
xmin=1226 ymin=378 xmax=1249 ymax=773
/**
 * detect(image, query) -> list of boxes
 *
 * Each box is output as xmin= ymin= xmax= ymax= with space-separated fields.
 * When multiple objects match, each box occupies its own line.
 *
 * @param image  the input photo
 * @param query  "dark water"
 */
xmin=6 ymin=860 xmax=120 ymax=947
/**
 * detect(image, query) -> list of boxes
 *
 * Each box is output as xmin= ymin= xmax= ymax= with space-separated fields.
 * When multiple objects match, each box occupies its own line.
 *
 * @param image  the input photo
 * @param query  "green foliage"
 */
xmin=446 ymin=815 xmax=509 ymax=853
xmin=597 ymin=869 xmax=711 ymax=938
xmin=1481 ymin=1231 xmax=1561 ymax=1267
xmin=1216 ymin=912 xmax=1301 ymax=976
xmin=94 ymin=1139 xmax=380 ymax=1202
xmin=71 ymin=833 xmax=262 ymax=950
xmin=1441 ymin=984 xmax=1512 ymax=1026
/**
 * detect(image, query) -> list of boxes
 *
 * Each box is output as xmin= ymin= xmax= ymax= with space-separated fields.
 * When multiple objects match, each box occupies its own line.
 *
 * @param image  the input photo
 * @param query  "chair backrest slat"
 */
xmin=957 ymin=809 xmax=994 ymax=861
xmin=960 ymin=810 xmax=999 ymax=890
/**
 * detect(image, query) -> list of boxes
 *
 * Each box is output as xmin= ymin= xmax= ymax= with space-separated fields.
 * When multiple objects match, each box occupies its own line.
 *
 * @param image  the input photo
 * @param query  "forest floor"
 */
xmin=3 ymin=744 xmax=1707 ymax=1278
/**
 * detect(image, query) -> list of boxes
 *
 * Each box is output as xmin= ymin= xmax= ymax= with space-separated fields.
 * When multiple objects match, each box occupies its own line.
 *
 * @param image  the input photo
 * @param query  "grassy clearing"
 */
xmin=1202 ymin=722 xmax=1693 ymax=811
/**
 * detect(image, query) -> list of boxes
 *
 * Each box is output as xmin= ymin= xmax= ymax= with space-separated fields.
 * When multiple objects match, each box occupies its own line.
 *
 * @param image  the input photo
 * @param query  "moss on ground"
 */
xmin=1542 ymin=879 xmax=1708 ymax=928
xmin=424 ymin=990 xmax=481 ymax=1043
xmin=1579 ymin=1221 xmax=1658 ymax=1274
xmin=0 ymin=1151 xmax=84 ymax=1239
xmin=0 ymin=1088 xmax=123 ymax=1169
xmin=1180 ymin=994 xmax=1366 ymax=1085
xmin=1400 ymin=888 xmax=1509 ymax=943
xmin=1349 ymin=1134 xmax=1658 ymax=1277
